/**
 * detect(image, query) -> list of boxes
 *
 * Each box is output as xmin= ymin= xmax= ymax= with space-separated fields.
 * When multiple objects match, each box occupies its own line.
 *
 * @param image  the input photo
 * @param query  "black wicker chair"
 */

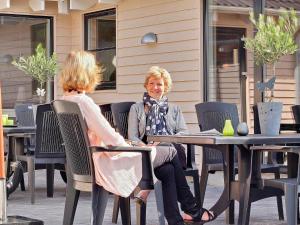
xmin=195 ymin=102 xmax=284 ymax=221
xmin=53 ymin=100 xmax=153 ymax=225
xmin=16 ymin=103 xmax=66 ymax=204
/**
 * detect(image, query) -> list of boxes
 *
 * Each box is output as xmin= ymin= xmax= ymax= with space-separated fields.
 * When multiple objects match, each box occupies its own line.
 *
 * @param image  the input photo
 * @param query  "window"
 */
xmin=84 ymin=9 xmax=116 ymax=90
xmin=0 ymin=15 xmax=53 ymax=109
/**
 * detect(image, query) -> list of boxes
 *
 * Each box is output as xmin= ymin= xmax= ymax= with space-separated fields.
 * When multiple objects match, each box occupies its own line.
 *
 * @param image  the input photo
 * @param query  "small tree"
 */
xmin=12 ymin=43 xmax=58 ymax=98
xmin=243 ymin=9 xmax=298 ymax=100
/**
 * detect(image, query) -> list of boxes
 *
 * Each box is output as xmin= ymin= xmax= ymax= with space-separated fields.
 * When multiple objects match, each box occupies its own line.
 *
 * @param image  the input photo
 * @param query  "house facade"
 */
xmin=0 ymin=0 xmax=299 ymax=166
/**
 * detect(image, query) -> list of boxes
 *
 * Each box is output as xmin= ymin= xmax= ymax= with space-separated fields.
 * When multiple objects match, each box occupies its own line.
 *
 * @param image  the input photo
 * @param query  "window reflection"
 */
xmin=0 ymin=15 xmax=51 ymax=109
xmin=85 ymin=9 xmax=116 ymax=90
xmin=205 ymin=0 xmax=300 ymax=130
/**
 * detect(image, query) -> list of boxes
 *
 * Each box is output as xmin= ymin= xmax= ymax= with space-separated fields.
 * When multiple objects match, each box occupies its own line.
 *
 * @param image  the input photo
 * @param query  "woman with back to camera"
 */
xmin=128 ymin=66 xmax=216 ymax=224
xmin=59 ymin=51 xmax=215 ymax=225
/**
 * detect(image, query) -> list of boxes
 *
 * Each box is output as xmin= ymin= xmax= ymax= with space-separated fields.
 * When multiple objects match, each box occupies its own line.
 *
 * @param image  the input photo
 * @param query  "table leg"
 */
xmin=287 ymin=152 xmax=300 ymax=223
xmin=237 ymin=145 xmax=253 ymax=225
xmin=209 ymin=145 xmax=234 ymax=221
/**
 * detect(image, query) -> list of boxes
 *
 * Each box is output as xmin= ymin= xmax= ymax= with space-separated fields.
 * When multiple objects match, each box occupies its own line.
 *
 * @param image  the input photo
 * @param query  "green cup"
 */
xmin=6 ymin=119 xmax=14 ymax=126
xmin=2 ymin=114 xmax=8 ymax=125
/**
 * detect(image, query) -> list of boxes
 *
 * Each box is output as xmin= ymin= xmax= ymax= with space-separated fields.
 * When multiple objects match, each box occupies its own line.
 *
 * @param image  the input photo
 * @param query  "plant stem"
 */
xmin=270 ymin=63 xmax=276 ymax=102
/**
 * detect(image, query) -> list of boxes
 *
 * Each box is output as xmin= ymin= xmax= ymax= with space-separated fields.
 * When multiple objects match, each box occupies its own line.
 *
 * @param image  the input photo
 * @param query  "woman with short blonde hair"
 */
xmin=60 ymin=51 xmax=100 ymax=93
xmin=144 ymin=66 xmax=172 ymax=93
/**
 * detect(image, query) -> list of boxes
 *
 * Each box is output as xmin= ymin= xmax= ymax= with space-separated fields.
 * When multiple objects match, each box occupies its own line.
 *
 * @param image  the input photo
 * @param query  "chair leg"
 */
xmin=154 ymin=181 xmax=165 ymax=225
xmin=27 ymin=157 xmax=35 ymax=204
xmin=91 ymin=184 xmax=109 ymax=225
xmin=119 ymin=197 xmax=131 ymax=225
xmin=63 ymin=185 xmax=80 ymax=225
xmin=46 ymin=164 xmax=55 ymax=197
xmin=19 ymin=169 xmax=25 ymax=191
xmin=285 ymin=185 xmax=297 ymax=225
xmin=192 ymin=171 xmax=200 ymax=205
xmin=199 ymin=166 xmax=209 ymax=207
xmin=274 ymin=171 xmax=284 ymax=220
xmin=112 ymin=195 xmax=120 ymax=223
xmin=136 ymin=199 xmax=146 ymax=225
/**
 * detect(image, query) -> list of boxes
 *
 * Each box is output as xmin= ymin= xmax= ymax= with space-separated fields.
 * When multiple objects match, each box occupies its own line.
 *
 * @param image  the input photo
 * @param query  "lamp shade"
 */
xmin=141 ymin=32 xmax=157 ymax=45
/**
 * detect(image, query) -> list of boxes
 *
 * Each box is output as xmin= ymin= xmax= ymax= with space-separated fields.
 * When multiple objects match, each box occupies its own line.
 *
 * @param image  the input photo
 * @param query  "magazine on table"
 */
xmin=190 ymin=129 xmax=223 ymax=136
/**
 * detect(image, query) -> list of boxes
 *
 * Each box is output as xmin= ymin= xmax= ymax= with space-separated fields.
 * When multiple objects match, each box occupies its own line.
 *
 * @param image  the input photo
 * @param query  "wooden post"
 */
xmin=0 ymin=82 xmax=5 ymax=179
xmin=0 ymin=81 xmax=7 ymax=221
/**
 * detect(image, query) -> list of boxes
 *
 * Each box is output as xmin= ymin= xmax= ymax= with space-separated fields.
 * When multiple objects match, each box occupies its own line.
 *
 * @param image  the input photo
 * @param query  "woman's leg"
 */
xmin=154 ymin=163 xmax=185 ymax=225
xmin=152 ymin=145 xmax=177 ymax=168
xmin=169 ymin=154 xmax=197 ymax=213
xmin=169 ymin=155 xmax=215 ymax=222
xmin=136 ymin=145 xmax=177 ymax=202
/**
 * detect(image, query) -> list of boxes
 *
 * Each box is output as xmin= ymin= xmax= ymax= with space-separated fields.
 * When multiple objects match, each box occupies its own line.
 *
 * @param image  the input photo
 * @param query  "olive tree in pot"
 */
xmin=243 ymin=9 xmax=298 ymax=135
xmin=12 ymin=43 xmax=58 ymax=103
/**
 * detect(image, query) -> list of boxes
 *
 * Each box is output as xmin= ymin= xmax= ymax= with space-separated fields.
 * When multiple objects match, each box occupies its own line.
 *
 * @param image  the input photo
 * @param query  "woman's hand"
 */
xmin=126 ymin=140 xmax=147 ymax=147
xmin=147 ymin=141 xmax=160 ymax=146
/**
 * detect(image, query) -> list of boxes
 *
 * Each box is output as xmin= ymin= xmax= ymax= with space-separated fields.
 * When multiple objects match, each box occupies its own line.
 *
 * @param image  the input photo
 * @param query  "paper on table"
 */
xmin=192 ymin=129 xmax=223 ymax=136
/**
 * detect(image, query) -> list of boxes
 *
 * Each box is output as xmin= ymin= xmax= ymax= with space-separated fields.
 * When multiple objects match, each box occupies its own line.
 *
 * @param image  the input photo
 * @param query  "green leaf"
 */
xmin=243 ymin=8 xmax=298 ymax=67
xmin=11 ymin=43 xmax=58 ymax=87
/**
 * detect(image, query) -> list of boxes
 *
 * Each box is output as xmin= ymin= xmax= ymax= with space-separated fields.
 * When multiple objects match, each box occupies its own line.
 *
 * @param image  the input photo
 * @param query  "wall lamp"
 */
xmin=141 ymin=32 xmax=157 ymax=45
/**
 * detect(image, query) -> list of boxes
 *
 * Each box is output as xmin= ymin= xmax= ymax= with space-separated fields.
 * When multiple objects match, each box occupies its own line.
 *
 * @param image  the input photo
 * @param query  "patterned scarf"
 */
xmin=143 ymin=92 xmax=169 ymax=136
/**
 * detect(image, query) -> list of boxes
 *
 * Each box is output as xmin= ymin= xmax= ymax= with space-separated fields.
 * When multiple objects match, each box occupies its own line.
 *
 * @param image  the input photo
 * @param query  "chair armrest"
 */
xmin=280 ymin=123 xmax=300 ymax=132
xmin=7 ymin=133 xmax=35 ymax=138
xmin=90 ymin=145 xmax=152 ymax=153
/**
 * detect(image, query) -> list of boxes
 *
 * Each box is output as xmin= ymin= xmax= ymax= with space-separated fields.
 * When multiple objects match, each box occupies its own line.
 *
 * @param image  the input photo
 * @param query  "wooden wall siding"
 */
xmin=114 ymin=0 xmax=201 ymax=130
xmin=62 ymin=0 xmax=203 ymax=132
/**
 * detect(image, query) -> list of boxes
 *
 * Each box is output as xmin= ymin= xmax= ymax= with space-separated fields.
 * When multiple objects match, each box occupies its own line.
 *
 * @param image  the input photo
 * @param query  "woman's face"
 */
xmin=146 ymin=77 xmax=165 ymax=100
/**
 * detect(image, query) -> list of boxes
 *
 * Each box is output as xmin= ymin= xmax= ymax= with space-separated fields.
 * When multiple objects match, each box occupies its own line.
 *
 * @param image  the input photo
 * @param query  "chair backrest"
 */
xmin=111 ymin=102 xmax=135 ymax=139
xmin=34 ymin=103 xmax=65 ymax=159
xmin=292 ymin=105 xmax=300 ymax=124
xmin=99 ymin=104 xmax=115 ymax=128
xmin=195 ymin=102 xmax=239 ymax=164
xmin=52 ymin=100 xmax=93 ymax=183
xmin=15 ymin=103 xmax=35 ymax=126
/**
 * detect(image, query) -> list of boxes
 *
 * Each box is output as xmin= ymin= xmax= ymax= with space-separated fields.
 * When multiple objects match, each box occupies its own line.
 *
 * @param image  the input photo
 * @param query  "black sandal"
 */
xmin=184 ymin=208 xmax=216 ymax=224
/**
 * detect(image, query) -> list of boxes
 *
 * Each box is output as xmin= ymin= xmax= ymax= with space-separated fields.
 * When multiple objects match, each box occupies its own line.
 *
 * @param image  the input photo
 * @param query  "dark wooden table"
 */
xmin=3 ymin=126 xmax=35 ymax=182
xmin=148 ymin=133 xmax=300 ymax=225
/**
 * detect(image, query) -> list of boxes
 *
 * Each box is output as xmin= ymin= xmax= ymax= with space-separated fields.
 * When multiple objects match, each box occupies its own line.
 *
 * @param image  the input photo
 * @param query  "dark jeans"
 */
xmin=154 ymin=154 xmax=197 ymax=225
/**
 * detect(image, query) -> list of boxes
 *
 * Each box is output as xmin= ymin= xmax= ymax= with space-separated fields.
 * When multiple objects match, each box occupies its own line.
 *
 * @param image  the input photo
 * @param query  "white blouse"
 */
xmin=62 ymin=93 xmax=143 ymax=197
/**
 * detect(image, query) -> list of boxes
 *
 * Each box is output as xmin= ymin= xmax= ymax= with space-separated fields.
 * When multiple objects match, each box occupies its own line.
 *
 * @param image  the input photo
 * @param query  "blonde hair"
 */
xmin=60 ymin=51 xmax=101 ymax=93
xmin=144 ymin=66 xmax=172 ymax=93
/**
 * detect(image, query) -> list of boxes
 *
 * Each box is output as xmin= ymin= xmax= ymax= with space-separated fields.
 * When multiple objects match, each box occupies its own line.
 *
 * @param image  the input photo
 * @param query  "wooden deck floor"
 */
xmin=6 ymin=170 xmax=288 ymax=225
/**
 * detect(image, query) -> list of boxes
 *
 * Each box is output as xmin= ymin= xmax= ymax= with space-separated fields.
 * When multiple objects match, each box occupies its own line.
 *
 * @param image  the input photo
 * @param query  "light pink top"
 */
xmin=62 ymin=93 xmax=143 ymax=197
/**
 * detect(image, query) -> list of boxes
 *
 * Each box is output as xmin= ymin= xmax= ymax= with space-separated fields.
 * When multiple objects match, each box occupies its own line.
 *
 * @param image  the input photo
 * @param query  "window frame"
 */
xmin=84 ymin=8 xmax=117 ymax=90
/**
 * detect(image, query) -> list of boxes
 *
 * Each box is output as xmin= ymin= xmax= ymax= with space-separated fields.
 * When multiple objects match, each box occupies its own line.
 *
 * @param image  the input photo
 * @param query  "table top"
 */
xmin=148 ymin=133 xmax=300 ymax=145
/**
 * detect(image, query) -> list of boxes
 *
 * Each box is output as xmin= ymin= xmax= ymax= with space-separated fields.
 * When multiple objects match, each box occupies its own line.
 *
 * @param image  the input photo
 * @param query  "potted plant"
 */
xmin=12 ymin=43 xmax=58 ymax=103
xmin=243 ymin=9 xmax=298 ymax=135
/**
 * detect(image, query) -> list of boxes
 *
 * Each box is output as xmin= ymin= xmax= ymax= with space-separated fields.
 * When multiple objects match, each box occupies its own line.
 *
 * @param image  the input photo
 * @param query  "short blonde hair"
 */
xmin=144 ymin=66 xmax=172 ymax=93
xmin=60 ymin=51 xmax=101 ymax=93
